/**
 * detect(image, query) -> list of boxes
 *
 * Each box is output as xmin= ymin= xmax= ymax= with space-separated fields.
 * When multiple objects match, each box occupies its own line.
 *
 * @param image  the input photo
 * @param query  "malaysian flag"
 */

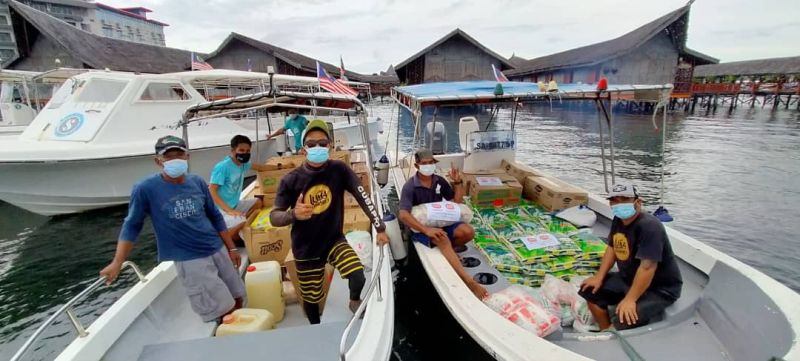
xmin=317 ymin=61 xmax=358 ymax=96
xmin=191 ymin=52 xmax=213 ymax=71
xmin=492 ymin=64 xmax=509 ymax=82
xmin=339 ymin=56 xmax=348 ymax=81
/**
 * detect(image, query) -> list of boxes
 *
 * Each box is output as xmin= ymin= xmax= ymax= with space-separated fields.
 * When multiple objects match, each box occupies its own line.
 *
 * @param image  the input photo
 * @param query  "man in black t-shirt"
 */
xmin=579 ymin=183 xmax=682 ymax=330
xmin=270 ymin=119 xmax=389 ymax=324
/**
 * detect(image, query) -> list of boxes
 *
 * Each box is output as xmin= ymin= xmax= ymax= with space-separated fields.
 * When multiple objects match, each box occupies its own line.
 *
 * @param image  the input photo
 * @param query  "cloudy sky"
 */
xmin=103 ymin=0 xmax=799 ymax=74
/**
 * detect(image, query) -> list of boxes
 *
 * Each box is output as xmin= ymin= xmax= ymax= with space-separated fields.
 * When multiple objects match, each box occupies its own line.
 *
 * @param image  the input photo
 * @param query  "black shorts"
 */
xmin=578 ymin=272 xmax=675 ymax=330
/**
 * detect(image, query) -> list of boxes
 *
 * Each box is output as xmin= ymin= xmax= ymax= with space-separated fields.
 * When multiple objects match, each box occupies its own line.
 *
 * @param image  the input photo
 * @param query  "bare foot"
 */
xmin=349 ymin=299 xmax=364 ymax=319
xmin=467 ymin=280 xmax=489 ymax=300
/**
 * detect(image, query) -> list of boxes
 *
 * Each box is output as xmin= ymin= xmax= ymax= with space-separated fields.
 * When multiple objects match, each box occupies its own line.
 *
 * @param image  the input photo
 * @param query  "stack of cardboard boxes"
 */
xmin=500 ymin=159 xmax=588 ymax=211
xmin=463 ymin=170 xmax=523 ymax=207
xmin=343 ymin=151 xmax=372 ymax=234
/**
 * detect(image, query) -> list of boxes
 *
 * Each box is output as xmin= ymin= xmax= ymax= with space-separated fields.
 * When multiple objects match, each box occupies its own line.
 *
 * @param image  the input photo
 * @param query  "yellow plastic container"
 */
xmin=215 ymin=308 xmax=276 ymax=337
xmin=245 ymin=261 xmax=285 ymax=321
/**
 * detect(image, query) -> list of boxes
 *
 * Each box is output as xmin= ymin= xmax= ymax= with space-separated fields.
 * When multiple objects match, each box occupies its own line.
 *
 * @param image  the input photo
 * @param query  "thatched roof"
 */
xmin=7 ymin=1 xmax=195 ymax=73
xmin=205 ymin=32 xmax=370 ymax=82
xmin=693 ymin=56 xmax=800 ymax=77
xmin=395 ymin=28 xmax=514 ymax=70
xmin=506 ymin=4 xmax=705 ymax=77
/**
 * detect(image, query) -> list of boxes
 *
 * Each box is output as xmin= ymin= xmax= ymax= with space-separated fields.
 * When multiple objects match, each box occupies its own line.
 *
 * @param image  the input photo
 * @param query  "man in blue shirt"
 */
xmin=209 ymin=135 xmax=271 ymax=241
xmin=266 ymin=108 xmax=308 ymax=153
xmin=100 ymin=135 xmax=245 ymax=323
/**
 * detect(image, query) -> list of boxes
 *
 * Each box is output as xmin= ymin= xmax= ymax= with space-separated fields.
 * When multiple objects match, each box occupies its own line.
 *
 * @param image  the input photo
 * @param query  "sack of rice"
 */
xmin=483 ymin=285 xmax=561 ymax=337
xmin=410 ymin=201 xmax=473 ymax=228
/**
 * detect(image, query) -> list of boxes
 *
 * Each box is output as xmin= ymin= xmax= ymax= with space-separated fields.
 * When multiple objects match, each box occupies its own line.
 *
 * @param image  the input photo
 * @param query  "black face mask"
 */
xmin=235 ymin=153 xmax=251 ymax=163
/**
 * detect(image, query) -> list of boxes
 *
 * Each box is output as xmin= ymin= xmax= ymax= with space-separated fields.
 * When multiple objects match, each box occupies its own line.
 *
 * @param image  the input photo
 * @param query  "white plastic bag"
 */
xmin=411 ymin=201 xmax=474 ymax=229
xmin=484 ymin=285 xmax=561 ymax=337
xmin=568 ymin=276 xmax=596 ymax=327
xmin=345 ymin=231 xmax=373 ymax=273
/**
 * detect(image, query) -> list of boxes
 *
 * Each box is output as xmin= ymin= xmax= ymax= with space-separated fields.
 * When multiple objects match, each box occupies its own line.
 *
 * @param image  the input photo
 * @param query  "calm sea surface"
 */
xmin=1 ymin=101 xmax=798 ymax=361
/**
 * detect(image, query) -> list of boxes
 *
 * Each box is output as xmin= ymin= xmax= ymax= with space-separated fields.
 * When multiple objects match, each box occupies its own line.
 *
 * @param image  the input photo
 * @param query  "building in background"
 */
xmin=0 ymin=0 xmax=167 ymax=67
xmin=505 ymin=3 xmax=717 ymax=96
xmin=394 ymin=28 xmax=515 ymax=85
xmin=6 ymin=1 xmax=191 ymax=73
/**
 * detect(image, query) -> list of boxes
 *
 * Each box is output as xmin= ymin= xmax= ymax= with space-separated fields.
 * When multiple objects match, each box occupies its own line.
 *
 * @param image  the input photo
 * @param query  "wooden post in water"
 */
xmin=786 ymin=94 xmax=791 ymax=109
xmin=691 ymin=95 xmax=697 ymax=112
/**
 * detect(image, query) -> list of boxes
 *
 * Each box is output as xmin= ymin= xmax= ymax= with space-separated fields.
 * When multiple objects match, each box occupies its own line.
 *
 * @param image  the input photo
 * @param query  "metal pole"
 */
xmin=660 ymin=105 xmax=667 ymax=205
xmin=607 ymin=94 xmax=616 ymax=185
xmin=595 ymin=99 xmax=609 ymax=193
xmin=395 ymin=103 xmax=401 ymax=166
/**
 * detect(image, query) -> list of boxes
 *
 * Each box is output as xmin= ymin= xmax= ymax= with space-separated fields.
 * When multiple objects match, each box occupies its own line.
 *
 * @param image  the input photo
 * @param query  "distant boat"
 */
xmin=387 ymin=80 xmax=800 ymax=361
xmin=0 ymin=69 xmax=382 ymax=216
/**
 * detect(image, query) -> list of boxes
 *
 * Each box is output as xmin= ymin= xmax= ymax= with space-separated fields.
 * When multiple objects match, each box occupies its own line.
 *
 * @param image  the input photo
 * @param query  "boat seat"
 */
xmin=138 ymin=321 xmax=351 ymax=361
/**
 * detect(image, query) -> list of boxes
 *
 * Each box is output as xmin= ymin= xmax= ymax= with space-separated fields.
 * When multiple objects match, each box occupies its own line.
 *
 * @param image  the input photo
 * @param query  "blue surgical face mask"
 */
xmin=306 ymin=146 xmax=329 ymax=163
xmin=611 ymin=203 xmax=637 ymax=220
xmin=418 ymin=164 xmax=436 ymax=176
xmin=162 ymin=159 xmax=188 ymax=178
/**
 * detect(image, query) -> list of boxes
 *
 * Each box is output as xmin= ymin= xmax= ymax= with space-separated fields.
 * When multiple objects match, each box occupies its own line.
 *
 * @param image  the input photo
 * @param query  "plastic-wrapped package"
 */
xmin=542 ymin=274 xmax=579 ymax=305
xmin=550 ymin=236 xmax=582 ymax=256
xmin=411 ymin=201 xmax=474 ymax=228
xmin=569 ymin=276 xmax=597 ymax=328
xmin=484 ymin=285 xmax=561 ymax=337
xmin=551 ymin=269 xmax=577 ymax=281
xmin=500 ymin=272 xmax=544 ymax=288
xmin=572 ymin=232 xmax=608 ymax=259
xmin=577 ymin=259 xmax=601 ymax=268
xmin=574 ymin=267 xmax=596 ymax=276
xmin=542 ymin=255 xmax=577 ymax=272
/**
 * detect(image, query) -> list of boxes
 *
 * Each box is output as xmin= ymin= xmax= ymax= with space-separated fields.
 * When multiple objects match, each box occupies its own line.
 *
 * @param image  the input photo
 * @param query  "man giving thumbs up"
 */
xmin=270 ymin=119 xmax=389 ymax=324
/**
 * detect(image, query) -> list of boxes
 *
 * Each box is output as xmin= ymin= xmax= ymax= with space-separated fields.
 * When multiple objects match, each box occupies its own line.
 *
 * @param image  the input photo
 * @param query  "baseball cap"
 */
xmin=607 ymin=183 xmax=639 ymax=199
xmin=414 ymin=148 xmax=439 ymax=163
xmin=301 ymin=119 xmax=331 ymax=142
xmin=154 ymin=135 xmax=188 ymax=155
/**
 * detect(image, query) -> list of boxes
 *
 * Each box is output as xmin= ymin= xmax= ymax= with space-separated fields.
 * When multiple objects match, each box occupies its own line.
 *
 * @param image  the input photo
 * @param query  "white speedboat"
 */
xmin=0 ymin=69 xmax=382 ymax=216
xmin=10 ymin=91 xmax=394 ymax=361
xmin=387 ymin=81 xmax=800 ymax=361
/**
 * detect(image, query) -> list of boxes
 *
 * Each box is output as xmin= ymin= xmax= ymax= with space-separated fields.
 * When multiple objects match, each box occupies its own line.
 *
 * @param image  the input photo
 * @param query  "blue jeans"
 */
xmin=411 ymin=222 xmax=464 ymax=247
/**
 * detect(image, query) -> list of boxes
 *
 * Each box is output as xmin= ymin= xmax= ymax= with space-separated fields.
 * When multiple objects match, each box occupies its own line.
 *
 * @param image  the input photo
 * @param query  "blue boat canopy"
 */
xmin=392 ymin=80 xmax=672 ymax=108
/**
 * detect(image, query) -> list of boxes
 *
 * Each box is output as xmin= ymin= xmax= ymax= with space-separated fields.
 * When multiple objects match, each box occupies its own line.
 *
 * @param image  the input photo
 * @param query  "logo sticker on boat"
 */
xmin=54 ymin=113 xmax=85 ymax=137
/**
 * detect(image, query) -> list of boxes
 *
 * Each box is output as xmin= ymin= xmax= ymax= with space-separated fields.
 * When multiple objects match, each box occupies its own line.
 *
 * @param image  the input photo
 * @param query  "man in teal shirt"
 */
xmin=267 ymin=108 xmax=308 ymax=152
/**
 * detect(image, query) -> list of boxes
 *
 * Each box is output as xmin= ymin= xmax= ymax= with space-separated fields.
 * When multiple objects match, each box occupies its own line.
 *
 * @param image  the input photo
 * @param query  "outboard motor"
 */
xmin=383 ymin=212 xmax=406 ymax=260
xmin=424 ymin=121 xmax=447 ymax=154
xmin=375 ymin=154 xmax=390 ymax=187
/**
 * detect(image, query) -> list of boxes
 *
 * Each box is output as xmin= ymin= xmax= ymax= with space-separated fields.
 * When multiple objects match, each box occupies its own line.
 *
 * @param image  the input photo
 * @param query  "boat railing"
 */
xmin=10 ymin=261 xmax=148 ymax=361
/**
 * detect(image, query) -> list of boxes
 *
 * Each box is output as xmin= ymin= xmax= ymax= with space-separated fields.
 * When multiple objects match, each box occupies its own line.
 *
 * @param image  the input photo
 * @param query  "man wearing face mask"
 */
xmin=209 ymin=135 xmax=272 ymax=241
xmin=270 ymin=119 xmax=390 ymax=324
xmin=100 ymin=135 xmax=246 ymax=323
xmin=397 ymin=149 xmax=488 ymax=299
xmin=266 ymin=108 xmax=308 ymax=153
xmin=579 ymin=183 xmax=682 ymax=331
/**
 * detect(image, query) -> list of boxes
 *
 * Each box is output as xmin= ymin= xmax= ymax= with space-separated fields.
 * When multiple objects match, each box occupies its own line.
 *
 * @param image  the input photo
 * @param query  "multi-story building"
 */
xmin=0 ymin=0 xmax=167 ymax=67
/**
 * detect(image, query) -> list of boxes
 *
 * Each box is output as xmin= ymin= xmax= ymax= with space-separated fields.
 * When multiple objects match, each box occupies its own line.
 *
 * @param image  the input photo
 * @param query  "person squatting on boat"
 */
xmin=100 ymin=136 xmax=246 ymax=323
xmin=269 ymin=119 xmax=390 ymax=324
xmin=209 ymin=135 xmax=273 ymax=242
xmin=579 ymin=183 xmax=683 ymax=330
xmin=266 ymin=108 xmax=309 ymax=153
xmin=398 ymin=148 xmax=489 ymax=299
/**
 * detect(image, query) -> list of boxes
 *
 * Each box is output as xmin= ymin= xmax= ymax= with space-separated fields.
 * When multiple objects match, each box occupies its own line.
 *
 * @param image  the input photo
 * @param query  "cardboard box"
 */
xmin=331 ymin=150 xmax=351 ymax=165
xmin=242 ymin=211 xmax=292 ymax=264
xmin=265 ymin=155 xmax=304 ymax=168
xmin=501 ymin=159 xmax=545 ymax=184
xmin=465 ymin=172 xmax=523 ymax=207
xmin=523 ymin=176 xmax=588 ymax=211
xmin=260 ymin=192 xmax=277 ymax=208
xmin=352 ymin=209 xmax=371 ymax=232
xmin=285 ymin=251 xmax=333 ymax=313
xmin=256 ymin=165 xmax=295 ymax=194
xmin=344 ymin=193 xmax=360 ymax=208
xmin=349 ymin=151 xmax=367 ymax=164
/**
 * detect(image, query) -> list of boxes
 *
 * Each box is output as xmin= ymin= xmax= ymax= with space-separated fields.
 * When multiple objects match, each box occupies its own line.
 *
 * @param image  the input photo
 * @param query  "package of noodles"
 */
xmin=542 ymin=255 xmax=577 ymax=272
xmin=572 ymin=232 xmax=608 ymax=259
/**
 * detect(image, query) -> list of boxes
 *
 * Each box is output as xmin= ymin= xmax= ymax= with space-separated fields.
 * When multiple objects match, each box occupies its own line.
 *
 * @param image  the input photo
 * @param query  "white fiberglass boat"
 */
xmin=10 ymin=91 xmax=394 ymax=361
xmin=388 ymin=81 xmax=799 ymax=361
xmin=0 ymin=69 xmax=382 ymax=216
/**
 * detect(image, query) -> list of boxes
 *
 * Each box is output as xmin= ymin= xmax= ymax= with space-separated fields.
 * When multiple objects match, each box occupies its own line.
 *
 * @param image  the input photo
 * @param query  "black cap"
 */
xmin=414 ymin=148 xmax=439 ymax=163
xmin=154 ymin=135 xmax=188 ymax=155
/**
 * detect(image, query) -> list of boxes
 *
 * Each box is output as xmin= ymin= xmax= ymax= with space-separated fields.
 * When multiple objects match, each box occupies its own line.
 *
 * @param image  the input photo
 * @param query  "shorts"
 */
xmin=221 ymin=198 xmax=258 ymax=229
xmin=411 ymin=222 xmax=464 ymax=247
xmin=175 ymin=247 xmax=246 ymax=322
xmin=578 ymin=272 xmax=675 ymax=330
xmin=295 ymin=241 xmax=364 ymax=304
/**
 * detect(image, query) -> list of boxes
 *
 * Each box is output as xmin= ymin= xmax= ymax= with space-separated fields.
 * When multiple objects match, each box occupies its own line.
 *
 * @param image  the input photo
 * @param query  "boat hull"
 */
xmin=0 ymin=141 xmax=277 ymax=216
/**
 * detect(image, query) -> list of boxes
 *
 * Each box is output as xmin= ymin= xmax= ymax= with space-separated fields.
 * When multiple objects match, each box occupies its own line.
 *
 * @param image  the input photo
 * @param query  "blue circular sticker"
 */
xmin=54 ymin=113 xmax=84 ymax=137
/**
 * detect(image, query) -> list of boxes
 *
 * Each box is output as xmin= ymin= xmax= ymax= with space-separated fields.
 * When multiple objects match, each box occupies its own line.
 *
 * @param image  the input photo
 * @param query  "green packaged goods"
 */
xmin=542 ymin=256 xmax=577 ymax=272
xmin=577 ymin=260 xmax=601 ymax=268
xmin=573 ymin=232 xmax=608 ymax=258
xmin=550 ymin=269 xmax=577 ymax=281
xmin=492 ymin=223 xmax=526 ymax=240
xmin=574 ymin=267 xmax=596 ymax=276
xmin=514 ymin=219 xmax=547 ymax=234
xmin=500 ymin=272 xmax=544 ymax=287
xmin=474 ymin=232 xmax=499 ymax=246
xmin=477 ymin=242 xmax=522 ymax=270
xmin=548 ymin=219 xmax=579 ymax=235
xmin=550 ymin=236 xmax=581 ymax=256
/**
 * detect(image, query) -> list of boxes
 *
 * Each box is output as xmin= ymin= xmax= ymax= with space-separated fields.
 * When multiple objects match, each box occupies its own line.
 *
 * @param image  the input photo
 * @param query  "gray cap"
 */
xmin=154 ymin=135 xmax=188 ymax=155
xmin=607 ymin=183 xmax=639 ymax=199
xmin=414 ymin=148 xmax=439 ymax=163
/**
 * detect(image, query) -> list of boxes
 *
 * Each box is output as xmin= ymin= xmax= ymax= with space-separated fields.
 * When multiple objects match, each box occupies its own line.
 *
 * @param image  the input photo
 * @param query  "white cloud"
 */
xmin=102 ymin=0 xmax=800 ymax=73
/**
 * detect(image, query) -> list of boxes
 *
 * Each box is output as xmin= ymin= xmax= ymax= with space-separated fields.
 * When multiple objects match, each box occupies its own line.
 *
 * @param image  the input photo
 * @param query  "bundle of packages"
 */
xmin=475 ymin=241 xmax=548 ymax=278
xmin=541 ymin=275 xmax=598 ymax=331
xmin=483 ymin=285 xmax=561 ymax=337
xmin=573 ymin=232 xmax=608 ymax=260
xmin=505 ymin=233 xmax=580 ymax=264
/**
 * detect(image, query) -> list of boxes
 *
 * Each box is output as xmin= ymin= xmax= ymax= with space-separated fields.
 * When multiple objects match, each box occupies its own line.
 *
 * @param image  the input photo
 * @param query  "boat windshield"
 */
xmin=75 ymin=78 xmax=127 ymax=103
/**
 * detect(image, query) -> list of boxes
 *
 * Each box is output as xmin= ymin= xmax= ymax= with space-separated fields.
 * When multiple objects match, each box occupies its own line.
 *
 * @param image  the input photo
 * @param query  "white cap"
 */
xmin=607 ymin=183 xmax=639 ymax=199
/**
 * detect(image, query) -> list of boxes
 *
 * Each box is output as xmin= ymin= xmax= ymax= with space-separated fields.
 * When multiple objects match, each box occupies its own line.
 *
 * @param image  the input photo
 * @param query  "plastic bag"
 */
xmin=541 ymin=274 xmax=578 ymax=305
xmin=251 ymin=208 xmax=273 ymax=230
xmin=569 ymin=276 xmax=596 ymax=328
xmin=572 ymin=232 xmax=607 ymax=259
xmin=411 ymin=201 xmax=474 ymax=228
xmin=484 ymin=285 xmax=561 ymax=337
